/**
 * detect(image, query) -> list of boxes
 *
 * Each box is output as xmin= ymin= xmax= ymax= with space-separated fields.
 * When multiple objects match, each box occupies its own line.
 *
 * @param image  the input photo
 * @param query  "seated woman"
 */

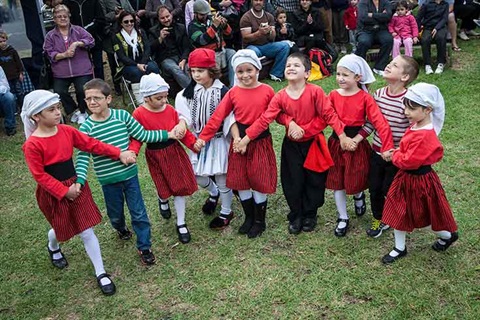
xmin=291 ymin=0 xmax=327 ymax=53
xmin=355 ymin=0 xmax=393 ymax=76
xmin=43 ymin=4 xmax=94 ymax=124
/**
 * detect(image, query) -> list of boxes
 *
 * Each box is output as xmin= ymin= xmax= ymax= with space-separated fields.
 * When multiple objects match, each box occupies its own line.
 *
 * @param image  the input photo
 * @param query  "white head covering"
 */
xmin=404 ymin=83 xmax=445 ymax=135
xmin=139 ymin=73 xmax=170 ymax=98
xmin=231 ymin=49 xmax=262 ymax=72
xmin=21 ymin=90 xmax=61 ymax=139
xmin=337 ymin=54 xmax=376 ymax=92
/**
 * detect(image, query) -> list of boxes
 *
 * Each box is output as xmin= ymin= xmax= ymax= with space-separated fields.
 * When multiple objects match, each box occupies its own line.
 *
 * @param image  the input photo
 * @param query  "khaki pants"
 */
xmin=319 ymin=7 xmax=333 ymax=44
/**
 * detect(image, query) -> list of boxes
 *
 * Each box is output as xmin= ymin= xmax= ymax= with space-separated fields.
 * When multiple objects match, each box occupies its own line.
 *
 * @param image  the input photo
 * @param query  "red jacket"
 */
xmin=343 ymin=5 xmax=358 ymax=30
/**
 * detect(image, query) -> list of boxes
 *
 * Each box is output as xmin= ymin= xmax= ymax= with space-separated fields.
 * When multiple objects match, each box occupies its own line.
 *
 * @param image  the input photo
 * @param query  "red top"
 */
xmin=246 ymin=83 xmax=345 ymax=141
xmin=344 ymin=5 xmax=358 ymax=30
xmin=392 ymin=125 xmax=443 ymax=170
xmin=329 ymin=89 xmax=393 ymax=152
xmin=129 ymin=105 xmax=197 ymax=153
xmin=22 ymin=124 xmax=121 ymax=200
xmin=199 ymin=84 xmax=275 ymax=142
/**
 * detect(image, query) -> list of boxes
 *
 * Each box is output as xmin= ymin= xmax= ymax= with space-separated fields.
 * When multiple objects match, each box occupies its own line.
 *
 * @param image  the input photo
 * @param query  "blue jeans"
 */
xmin=246 ymin=41 xmax=290 ymax=79
xmin=0 ymin=91 xmax=16 ymax=131
xmin=123 ymin=61 xmax=161 ymax=83
xmin=160 ymin=55 xmax=191 ymax=88
xmin=53 ymin=74 xmax=93 ymax=115
xmin=101 ymin=175 xmax=152 ymax=250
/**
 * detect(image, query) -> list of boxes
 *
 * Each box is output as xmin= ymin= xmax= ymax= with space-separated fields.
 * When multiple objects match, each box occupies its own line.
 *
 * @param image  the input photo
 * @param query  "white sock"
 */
xmin=196 ymin=176 xmax=219 ymax=200
xmin=389 ymin=229 xmax=407 ymax=257
xmin=79 ymin=228 xmax=111 ymax=286
xmin=216 ymin=174 xmax=232 ymax=216
xmin=174 ymin=196 xmax=187 ymax=234
xmin=159 ymin=197 xmax=169 ymax=210
xmin=434 ymin=230 xmax=452 ymax=244
xmin=354 ymin=191 xmax=364 ymax=207
xmin=334 ymin=190 xmax=348 ymax=228
xmin=252 ymin=191 xmax=267 ymax=204
xmin=48 ymin=229 xmax=62 ymax=260
xmin=238 ymin=190 xmax=253 ymax=201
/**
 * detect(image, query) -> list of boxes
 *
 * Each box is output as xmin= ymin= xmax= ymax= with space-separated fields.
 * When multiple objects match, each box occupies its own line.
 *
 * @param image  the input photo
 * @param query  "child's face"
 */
xmin=191 ymin=67 xmax=213 ymax=88
xmin=336 ymin=66 xmax=360 ymax=90
xmin=404 ymin=103 xmax=431 ymax=124
xmin=84 ymin=89 xmax=111 ymax=115
xmin=396 ymin=6 xmax=407 ymax=16
xmin=33 ymin=103 xmax=63 ymax=127
xmin=285 ymin=57 xmax=309 ymax=81
xmin=0 ymin=36 xmax=7 ymax=50
xmin=235 ymin=63 xmax=259 ymax=88
xmin=276 ymin=13 xmax=287 ymax=25
xmin=350 ymin=0 xmax=358 ymax=7
xmin=384 ymin=56 xmax=409 ymax=83
xmin=145 ymin=92 xmax=169 ymax=110
xmin=300 ymin=0 xmax=312 ymax=11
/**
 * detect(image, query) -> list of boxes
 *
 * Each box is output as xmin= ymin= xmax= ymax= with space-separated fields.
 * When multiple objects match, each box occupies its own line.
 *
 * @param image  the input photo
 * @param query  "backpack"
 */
xmin=309 ymin=48 xmax=334 ymax=77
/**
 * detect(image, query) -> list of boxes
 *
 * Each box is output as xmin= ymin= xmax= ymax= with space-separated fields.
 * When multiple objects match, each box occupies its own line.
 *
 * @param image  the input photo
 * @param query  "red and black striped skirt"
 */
xmin=226 ymin=135 xmax=277 ymax=194
xmin=36 ymin=177 xmax=102 ymax=242
xmin=326 ymin=137 xmax=371 ymax=194
xmin=145 ymin=143 xmax=197 ymax=199
xmin=382 ymin=170 xmax=457 ymax=232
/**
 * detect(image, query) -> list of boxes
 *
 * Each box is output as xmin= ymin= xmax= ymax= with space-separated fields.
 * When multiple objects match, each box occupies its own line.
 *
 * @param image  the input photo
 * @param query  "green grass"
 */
xmin=1 ymin=42 xmax=479 ymax=319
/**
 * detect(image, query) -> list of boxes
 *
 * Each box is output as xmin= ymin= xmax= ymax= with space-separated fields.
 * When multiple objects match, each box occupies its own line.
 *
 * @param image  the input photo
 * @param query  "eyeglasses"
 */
xmin=84 ymin=96 xmax=106 ymax=103
xmin=54 ymin=15 xmax=69 ymax=19
xmin=122 ymin=19 xmax=135 ymax=24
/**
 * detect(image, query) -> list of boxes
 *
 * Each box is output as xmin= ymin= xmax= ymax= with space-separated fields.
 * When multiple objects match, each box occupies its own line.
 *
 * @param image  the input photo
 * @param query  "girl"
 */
xmin=327 ymin=54 xmax=393 ymax=237
xmin=274 ymin=7 xmax=299 ymax=54
xmin=129 ymin=73 xmax=198 ymax=244
xmin=381 ymin=83 xmax=458 ymax=264
xmin=175 ymin=48 xmax=235 ymax=230
xmin=21 ymin=90 xmax=134 ymax=295
xmin=236 ymin=52 xmax=350 ymax=234
xmin=388 ymin=1 xmax=419 ymax=58
xmin=196 ymin=49 xmax=277 ymax=238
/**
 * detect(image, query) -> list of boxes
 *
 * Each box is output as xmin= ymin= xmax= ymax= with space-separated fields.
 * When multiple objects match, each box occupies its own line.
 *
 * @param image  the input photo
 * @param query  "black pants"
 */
xmin=281 ymin=137 xmax=328 ymax=223
xmin=368 ymin=151 xmax=399 ymax=220
xmin=455 ymin=3 xmax=480 ymax=31
xmin=421 ymin=28 xmax=447 ymax=65
xmin=355 ymin=29 xmax=393 ymax=70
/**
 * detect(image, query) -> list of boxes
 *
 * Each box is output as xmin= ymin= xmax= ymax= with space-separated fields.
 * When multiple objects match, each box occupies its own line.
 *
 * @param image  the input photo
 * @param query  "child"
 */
xmin=274 ymin=7 xmax=299 ymax=54
xmin=76 ymin=79 xmax=177 ymax=266
xmin=175 ymin=48 xmax=235 ymax=230
xmin=388 ymin=1 xmax=419 ymax=58
xmin=0 ymin=31 xmax=24 ymax=106
xmin=327 ymin=54 xmax=393 ymax=237
xmin=236 ymin=52 xmax=350 ymax=234
xmin=381 ymin=83 xmax=458 ymax=264
xmin=196 ymin=49 xmax=277 ymax=238
xmin=21 ymin=90 xmax=134 ymax=295
xmin=416 ymin=0 xmax=449 ymax=74
xmin=359 ymin=55 xmax=419 ymax=238
xmin=343 ymin=0 xmax=358 ymax=53
xmin=129 ymin=73 xmax=198 ymax=244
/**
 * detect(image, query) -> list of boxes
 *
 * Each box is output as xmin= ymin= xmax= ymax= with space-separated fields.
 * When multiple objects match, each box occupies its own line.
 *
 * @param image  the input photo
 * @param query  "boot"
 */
xmin=131 ymin=83 xmax=144 ymax=107
xmin=247 ymin=200 xmax=267 ymax=238
xmin=238 ymin=197 xmax=255 ymax=234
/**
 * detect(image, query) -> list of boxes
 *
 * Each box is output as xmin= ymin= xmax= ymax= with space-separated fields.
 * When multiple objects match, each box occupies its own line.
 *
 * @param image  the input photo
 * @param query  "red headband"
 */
xmin=188 ymin=48 xmax=216 ymax=68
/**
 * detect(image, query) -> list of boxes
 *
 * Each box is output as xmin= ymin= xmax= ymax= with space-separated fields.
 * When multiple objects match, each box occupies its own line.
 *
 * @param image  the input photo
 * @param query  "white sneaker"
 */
xmin=340 ymin=45 xmax=347 ymax=54
xmin=458 ymin=31 xmax=469 ymax=41
xmin=269 ymin=74 xmax=282 ymax=82
xmin=76 ymin=113 xmax=88 ymax=124
xmin=70 ymin=110 xmax=80 ymax=123
xmin=465 ymin=29 xmax=480 ymax=36
xmin=435 ymin=63 xmax=444 ymax=74
xmin=372 ymin=68 xmax=384 ymax=76
xmin=425 ymin=65 xmax=434 ymax=75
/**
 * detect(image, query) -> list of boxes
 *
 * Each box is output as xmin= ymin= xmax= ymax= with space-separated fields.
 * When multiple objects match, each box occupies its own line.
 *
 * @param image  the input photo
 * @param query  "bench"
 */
xmin=366 ymin=43 xmax=453 ymax=66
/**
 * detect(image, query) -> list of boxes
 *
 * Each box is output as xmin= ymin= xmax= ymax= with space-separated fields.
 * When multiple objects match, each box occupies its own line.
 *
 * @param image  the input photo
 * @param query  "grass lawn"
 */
xmin=1 ymin=41 xmax=479 ymax=319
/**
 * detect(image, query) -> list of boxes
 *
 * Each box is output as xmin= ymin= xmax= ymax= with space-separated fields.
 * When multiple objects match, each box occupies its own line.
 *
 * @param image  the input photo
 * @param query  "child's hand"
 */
xmin=173 ymin=122 xmax=186 ymax=139
xmin=347 ymin=140 xmax=358 ymax=151
xmin=65 ymin=184 xmax=81 ymax=201
xmin=19 ymin=72 xmax=24 ymax=82
xmin=392 ymin=32 xmax=398 ymax=37
xmin=381 ymin=149 xmax=393 ymax=162
xmin=288 ymin=121 xmax=304 ymax=140
xmin=194 ymin=139 xmax=205 ymax=151
xmin=233 ymin=136 xmax=249 ymax=154
xmin=413 ymin=37 xmax=419 ymax=44
xmin=120 ymin=150 xmax=137 ymax=165
xmin=280 ymin=24 xmax=287 ymax=35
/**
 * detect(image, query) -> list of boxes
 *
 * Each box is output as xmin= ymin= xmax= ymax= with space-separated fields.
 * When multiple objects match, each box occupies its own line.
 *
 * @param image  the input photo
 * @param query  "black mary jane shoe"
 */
xmin=96 ymin=273 xmax=116 ymax=296
xmin=176 ymin=224 xmax=191 ymax=244
xmin=381 ymin=247 xmax=407 ymax=264
xmin=288 ymin=217 xmax=303 ymax=235
xmin=334 ymin=218 xmax=349 ymax=237
xmin=202 ymin=194 xmax=219 ymax=215
xmin=47 ymin=246 xmax=69 ymax=269
xmin=158 ymin=199 xmax=172 ymax=219
xmin=432 ymin=232 xmax=459 ymax=252
xmin=353 ymin=193 xmax=367 ymax=216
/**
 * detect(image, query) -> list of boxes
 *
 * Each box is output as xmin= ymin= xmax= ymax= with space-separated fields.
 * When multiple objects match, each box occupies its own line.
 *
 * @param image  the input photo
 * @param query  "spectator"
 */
xmin=274 ymin=7 xmax=299 ymax=53
xmin=0 ymin=66 xmax=16 ymax=136
xmin=311 ymin=0 xmax=333 ymax=44
xmin=291 ymin=0 xmax=328 ymax=53
xmin=344 ymin=0 xmax=358 ymax=52
xmin=145 ymin=0 xmax=183 ymax=21
xmin=0 ymin=31 xmax=24 ymax=107
xmin=454 ymin=0 xmax=480 ymax=40
xmin=388 ymin=0 xmax=418 ymax=58
xmin=271 ymin=0 xmax=300 ymax=19
xmin=331 ymin=0 xmax=349 ymax=53
xmin=211 ymin=0 xmax=249 ymax=50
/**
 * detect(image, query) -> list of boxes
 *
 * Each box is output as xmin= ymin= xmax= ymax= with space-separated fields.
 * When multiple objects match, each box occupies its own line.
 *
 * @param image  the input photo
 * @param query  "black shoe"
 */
xmin=6 ymin=128 xmax=16 ymax=136
xmin=288 ymin=217 xmax=302 ymax=235
xmin=353 ymin=193 xmax=367 ymax=216
xmin=96 ymin=273 xmax=116 ymax=296
xmin=117 ymin=228 xmax=132 ymax=240
xmin=247 ymin=201 xmax=267 ymax=239
xmin=432 ymin=232 xmax=459 ymax=252
xmin=238 ymin=198 xmax=254 ymax=234
xmin=202 ymin=194 xmax=219 ymax=215
xmin=47 ymin=246 xmax=68 ymax=269
xmin=209 ymin=212 xmax=234 ymax=230
xmin=158 ymin=199 xmax=171 ymax=219
xmin=176 ymin=224 xmax=191 ymax=244
xmin=334 ymin=218 xmax=349 ymax=237
xmin=382 ymin=247 xmax=407 ymax=264
xmin=138 ymin=249 xmax=156 ymax=265
xmin=302 ymin=217 xmax=317 ymax=232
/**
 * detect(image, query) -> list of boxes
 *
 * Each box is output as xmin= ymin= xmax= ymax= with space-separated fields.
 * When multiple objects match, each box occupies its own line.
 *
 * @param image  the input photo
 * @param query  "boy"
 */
xmin=0 ymin=31 xmax=24 ymax=106
xmin=76 ymin=79 xmax=177 ymax=265
xmin=358 ymin=55 xmax=419 ymax=238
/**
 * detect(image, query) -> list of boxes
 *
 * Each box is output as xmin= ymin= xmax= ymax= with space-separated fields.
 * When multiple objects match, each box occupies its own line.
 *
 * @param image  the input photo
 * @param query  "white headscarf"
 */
xmin=21 ymin=90 xmax=60 ymax=139
xmin=405 ymin=83 xmax=445 ymax=135
xmin=120 ymin=28 xmax=139 ymax=60
xmin=337 ymin=54 xmax=376 ymax=92
xmin=231 ymin=49 xmax=262 ymax=72
xmin=139 ymin=73 xmax=170 ymax=98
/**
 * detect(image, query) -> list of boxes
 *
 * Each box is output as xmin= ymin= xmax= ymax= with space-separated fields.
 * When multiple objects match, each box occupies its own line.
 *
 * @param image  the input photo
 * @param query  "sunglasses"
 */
xmin=122 ymin=19 xmax=135 ymax=24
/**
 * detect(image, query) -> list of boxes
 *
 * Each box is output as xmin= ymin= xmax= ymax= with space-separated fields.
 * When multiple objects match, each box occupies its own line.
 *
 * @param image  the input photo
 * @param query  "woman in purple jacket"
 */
xmin=43 ymin=4 xmax=95 ymax=124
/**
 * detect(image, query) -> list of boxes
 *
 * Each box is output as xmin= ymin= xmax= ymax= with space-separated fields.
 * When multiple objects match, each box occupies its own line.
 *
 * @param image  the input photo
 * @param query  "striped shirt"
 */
xmin=360 ymin=87 xmax=409 ymax=152
xmin=76 ymin=108 xmax=168 ymax=186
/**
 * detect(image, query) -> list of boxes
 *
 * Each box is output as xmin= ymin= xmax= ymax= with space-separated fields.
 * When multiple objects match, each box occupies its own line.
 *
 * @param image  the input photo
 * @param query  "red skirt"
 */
xmin=226 ymin=135 xmax=277 ymax=194
xmin=382 ymin=170 xmax=457 ymax=232
xmin=326 ymin=137 xmax=371 ymax=194
xmin=36 ymin=177 xmax=102 ymax=242
xmin=145 ymin=142 xmax=197 ymax=199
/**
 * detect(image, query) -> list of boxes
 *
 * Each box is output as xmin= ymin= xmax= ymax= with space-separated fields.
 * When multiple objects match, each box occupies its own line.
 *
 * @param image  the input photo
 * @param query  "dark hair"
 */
xmin=183 ymin=66 xmax=222 ymax=99
xmin=398 ymin=55 xmax=419 ymax=85
xmin=395 ymin=0 xmax=410 ymax=10
xmin=157 ymin=5 xmax=171 ymax=16
xmin=403 ymin=97 xmax=426 ymax=110
xmin=84 ymin=78 xmax=111 ymax=96
xmin=287 ymin=52 xmax=312 ymax=72
xmin=275 ymin=7 xmax=286 ymax=18
xmin=117 ymin=11 xmax=138 ymax=33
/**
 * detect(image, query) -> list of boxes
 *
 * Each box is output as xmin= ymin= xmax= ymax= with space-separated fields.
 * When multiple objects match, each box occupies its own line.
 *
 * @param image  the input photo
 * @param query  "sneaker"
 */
xmin=435 ymin=63 xmax=444 ymax=74
xmin=70 ymin=110 xmax=80 ymax=123
xmin=458 ymin=31 xmax=469 ymax=41
xmin=269 ymin=74 xmax=282 ymax=82
xmin=76 ymin=113 xmax=87 ymax=124
xmin=340 ymin=45 xmax=347 ymax=54
xmin=138 ymin=249 xmax=156 ymax=265
xmin=372 ymin=68 xmax=384 ymax=76
xmin=366 ymin=219 xmax=390 ymax=238
xmin=425 ymin=65 xmax=434 ymax=75
xmin=465 ymin=29 xmax=480 ymax=36
xmin=117 ymin=228 xmax=133 ymax=240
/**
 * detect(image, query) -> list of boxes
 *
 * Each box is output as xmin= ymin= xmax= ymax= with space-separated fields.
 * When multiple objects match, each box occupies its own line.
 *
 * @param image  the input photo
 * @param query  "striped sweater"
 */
xmin=76 ymin=108 xmax=168 ymax=186
xmin=359 ymin=87 xmax=410 ymax=152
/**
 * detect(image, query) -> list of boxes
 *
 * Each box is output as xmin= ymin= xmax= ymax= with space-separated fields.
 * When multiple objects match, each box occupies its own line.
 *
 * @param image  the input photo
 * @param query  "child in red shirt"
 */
xmin=343 ymin=0 xmax=359 ymax=52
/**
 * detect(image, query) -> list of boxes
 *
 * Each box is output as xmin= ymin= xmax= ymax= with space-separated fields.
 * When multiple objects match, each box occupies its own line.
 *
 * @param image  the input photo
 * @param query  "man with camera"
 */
xmin=188 ymin=0 xmax=236 ymax=87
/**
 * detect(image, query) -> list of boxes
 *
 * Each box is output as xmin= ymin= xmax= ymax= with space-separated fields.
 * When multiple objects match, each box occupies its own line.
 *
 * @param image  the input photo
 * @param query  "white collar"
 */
xmin=251 ymin=9 xmax=264 ymax=19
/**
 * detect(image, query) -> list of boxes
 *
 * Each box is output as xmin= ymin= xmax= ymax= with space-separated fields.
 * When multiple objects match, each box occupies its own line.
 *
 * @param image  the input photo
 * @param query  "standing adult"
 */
xmin=311 ymin=0 xmax=333 ymax=44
